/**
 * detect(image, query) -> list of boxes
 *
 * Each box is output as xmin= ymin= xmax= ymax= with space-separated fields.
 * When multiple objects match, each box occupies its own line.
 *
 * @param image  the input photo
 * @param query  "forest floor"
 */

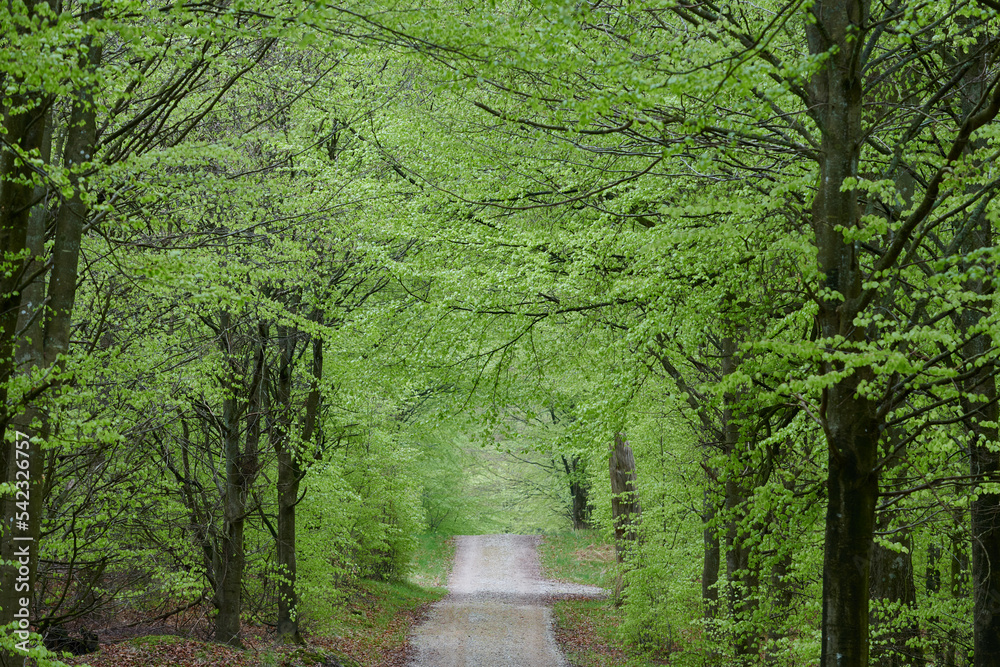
xmin=60 ymin=534 xmax=455 ymax=667
xmin=61 ymin=583 xmax=442 ymax=667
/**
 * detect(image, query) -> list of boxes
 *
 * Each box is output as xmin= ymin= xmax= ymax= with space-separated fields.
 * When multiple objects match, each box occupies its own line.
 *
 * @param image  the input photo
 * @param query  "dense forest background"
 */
xmin=3 ymin=0 xmax=1000 ymax=665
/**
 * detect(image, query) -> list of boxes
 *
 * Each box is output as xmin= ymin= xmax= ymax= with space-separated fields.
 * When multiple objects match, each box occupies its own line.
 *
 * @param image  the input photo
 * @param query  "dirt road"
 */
xmin=408 ymin=534 xmax=604 ymax=667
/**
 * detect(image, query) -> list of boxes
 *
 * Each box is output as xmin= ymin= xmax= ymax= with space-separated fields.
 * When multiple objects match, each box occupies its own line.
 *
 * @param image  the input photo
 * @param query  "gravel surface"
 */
xmin=408 ymin=534 xmax=604 ymax=667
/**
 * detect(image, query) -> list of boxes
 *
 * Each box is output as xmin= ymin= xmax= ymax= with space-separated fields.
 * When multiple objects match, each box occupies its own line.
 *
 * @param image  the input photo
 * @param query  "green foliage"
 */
xmin=5 ymin=0 xmax=1000 ymax=662
xmin=0 ymin=627 xmax=73 ymax=667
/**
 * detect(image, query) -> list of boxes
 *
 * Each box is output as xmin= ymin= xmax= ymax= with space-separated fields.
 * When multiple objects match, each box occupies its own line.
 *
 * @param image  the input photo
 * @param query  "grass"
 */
xmin=304 ymin=533 xmax=455 ymax=664
xmin=407 ymin=532 xmax=456 ymax=589
xmin=121 ymin=634 xmax=186 ymax=647
xmin=310 ymin=578 xmax=444 ymax=665
xmin=539 ymin=530 xmax=664 ymax=667
xmin=551 ymin=598 xmax=635 ymax=667
xmin=538 ymin=529 xmax=615 ymax=588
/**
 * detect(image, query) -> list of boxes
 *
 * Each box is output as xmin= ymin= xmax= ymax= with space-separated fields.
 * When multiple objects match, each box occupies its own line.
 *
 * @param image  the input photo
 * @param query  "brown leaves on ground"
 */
xmin=63 ymin=634 xmax=274 ymax=667
xmin=311 ymin=593 xmax=437 ymax=667
xmin=61 ymin=593 xmax=438 ymax=667
xmin=547 ymin=596 xmax=629 ymax=667
xmin=572 ymin=543 xmax=615 ymax=564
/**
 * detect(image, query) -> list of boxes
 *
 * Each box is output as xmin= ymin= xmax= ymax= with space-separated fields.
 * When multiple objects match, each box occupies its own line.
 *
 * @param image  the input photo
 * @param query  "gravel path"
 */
xmin=408 ymin=534 xmax=604 ymax=667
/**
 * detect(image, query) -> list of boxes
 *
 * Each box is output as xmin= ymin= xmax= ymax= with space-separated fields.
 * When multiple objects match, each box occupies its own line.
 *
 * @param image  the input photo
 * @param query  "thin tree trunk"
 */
xmin=948 ymin=530 xmax=971 ymax=666
xmin=273 ymin=322 xmax=307 ymax=645
xmin=719 ymin=336 xmax=758 ymax=663
xmin=275 ymin=434 xmax=303 ymax=643
xmin=214 ymin=316 xmax=265 ymax=647
xmin=702 ymin=486 xmax=721 ymax=666
xmin=765 ymin=547 xmax=794 ymax=662
xmin=724 ymin=483 xmax=758 ymax=663
xmin=702 ymin=488 xmax=720 ymax=621
xmin=562 ymin=455 xmax=591 ymax=530
xmin=215 ymin=320 xmax=245 ymax=647
xmin=301 ymin=334 xmax=323 ymax=449
xmin=273 ymin=329 xmax=322 ymax=641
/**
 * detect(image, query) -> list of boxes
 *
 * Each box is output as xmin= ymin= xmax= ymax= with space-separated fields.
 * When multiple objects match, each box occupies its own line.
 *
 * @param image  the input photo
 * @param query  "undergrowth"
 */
xmin=539 ymin=530 xmax=666 ymax=667
xmin=63 ymin=533 xmax=455 ymax=667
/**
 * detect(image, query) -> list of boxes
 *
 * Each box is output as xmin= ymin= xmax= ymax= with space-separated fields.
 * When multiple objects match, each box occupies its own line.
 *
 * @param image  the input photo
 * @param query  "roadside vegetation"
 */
xmin=538 ymin=531 xmax=658 ymax=667
xmin=59 ymin=535 xmax=454 ymax=667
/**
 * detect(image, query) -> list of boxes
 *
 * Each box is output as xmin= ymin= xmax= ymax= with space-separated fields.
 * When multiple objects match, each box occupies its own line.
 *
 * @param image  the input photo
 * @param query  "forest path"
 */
xmin=408 ymin=534 xmax=604 ymax=667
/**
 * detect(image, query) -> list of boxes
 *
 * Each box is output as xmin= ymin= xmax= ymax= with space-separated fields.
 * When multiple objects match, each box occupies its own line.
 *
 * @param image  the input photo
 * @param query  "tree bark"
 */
xmin=805 ymin=0 xmax=880 ymax=664
xmin=272 ymin=322 xmax=313 ymax=645
xmin=766 ymin=547 xmax=794 ymax=660
xmin=949 ymin=530 xmax=971 ymax=666
xmin=945 ymin=32 xmax=1000 ymax=663
xmin=0 ymin=0 xmax=52 ymax=423
xmin=0 ymin=25 xmax=52 ymax=646
xmin=702 ymin=487 xmax=722 ymax=665
xmin=959 ymin=224 xmax=1000 ymax=666
xmin=702 ymin=488 xmax=720 ymax=621
xmin=869 ymin=520 xmax=922 ymax=667
xmin=718 ymin=336 xmax=759 ymax=663
xmin=610 ymin=432 xmax=641 ymax=565
xmin=562 ymin=455 xmax=591 ymax=530
xmin=215 ymin=329 xmax=245 ymax=647
xmin=214 ymin=315 xmax=265 ymax=647
xmin=0 ymin=109 xmax=51 ymax=667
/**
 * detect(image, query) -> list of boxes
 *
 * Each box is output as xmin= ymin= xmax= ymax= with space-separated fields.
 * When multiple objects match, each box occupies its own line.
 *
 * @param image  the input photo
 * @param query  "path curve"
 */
xmin=408 ymin=534 xmax=604 ymax=667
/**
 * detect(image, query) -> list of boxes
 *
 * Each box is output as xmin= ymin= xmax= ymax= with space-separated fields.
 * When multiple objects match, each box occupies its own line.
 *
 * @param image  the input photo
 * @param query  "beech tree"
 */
xmin=355 ymin=0 xmax=1000 ymax=662
xmin=3 ymin=1 xmax=427 ymax=656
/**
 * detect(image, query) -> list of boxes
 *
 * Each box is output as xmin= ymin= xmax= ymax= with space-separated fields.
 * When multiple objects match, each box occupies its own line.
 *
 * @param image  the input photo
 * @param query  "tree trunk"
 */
xmin=702 ymin=488 xmax=720 ymax=621
xmin=724 ymin=480 xmax=758 ymax=664
xmin=718 ymin=336 xmax=758 ymax=663
xmin=0 ymin=0 xmax=52 ymax=418
xmin=609 ymin=431 xmax=641 ymax=597
xmin=562 ymin=455 xmax=591 ymax=530
xmin=951 ymin=34 xmax=1000 ymax=666
xmin=765 ymin=548 xmax=794 ymax=662
xmin=1 ymin=16 xmax=99 ymax=663
xmin=820 ymin=421 xmax=879 ymax=667
xmin=272 ymin=322 xmax=312 ymax=645
xmin=805 ymin=0 xmax=879 ymax=663
xmin=0 ymin=111 xmax=51 ymax=667
xmin=214 ymin=315 xmax=265 ymax=647
xmin=926 ymin=541 xmax=954 ymax=666
xmin=275 ymin=436 xmax=303 ymax=644
xmin=0 ymin=21 xmax=52 ymax=663
xmin=869 ymin=520 xmax=922 ymax=667
xmin=215 ymin=350 xmax=245 ymax=647
xmin=963 ymin=334 xmax=1000 ymax=666
xmin=609 ymin=432 xmax=641 ymax=565
xmin=702 ymin=487 xmax=721 ymax=665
